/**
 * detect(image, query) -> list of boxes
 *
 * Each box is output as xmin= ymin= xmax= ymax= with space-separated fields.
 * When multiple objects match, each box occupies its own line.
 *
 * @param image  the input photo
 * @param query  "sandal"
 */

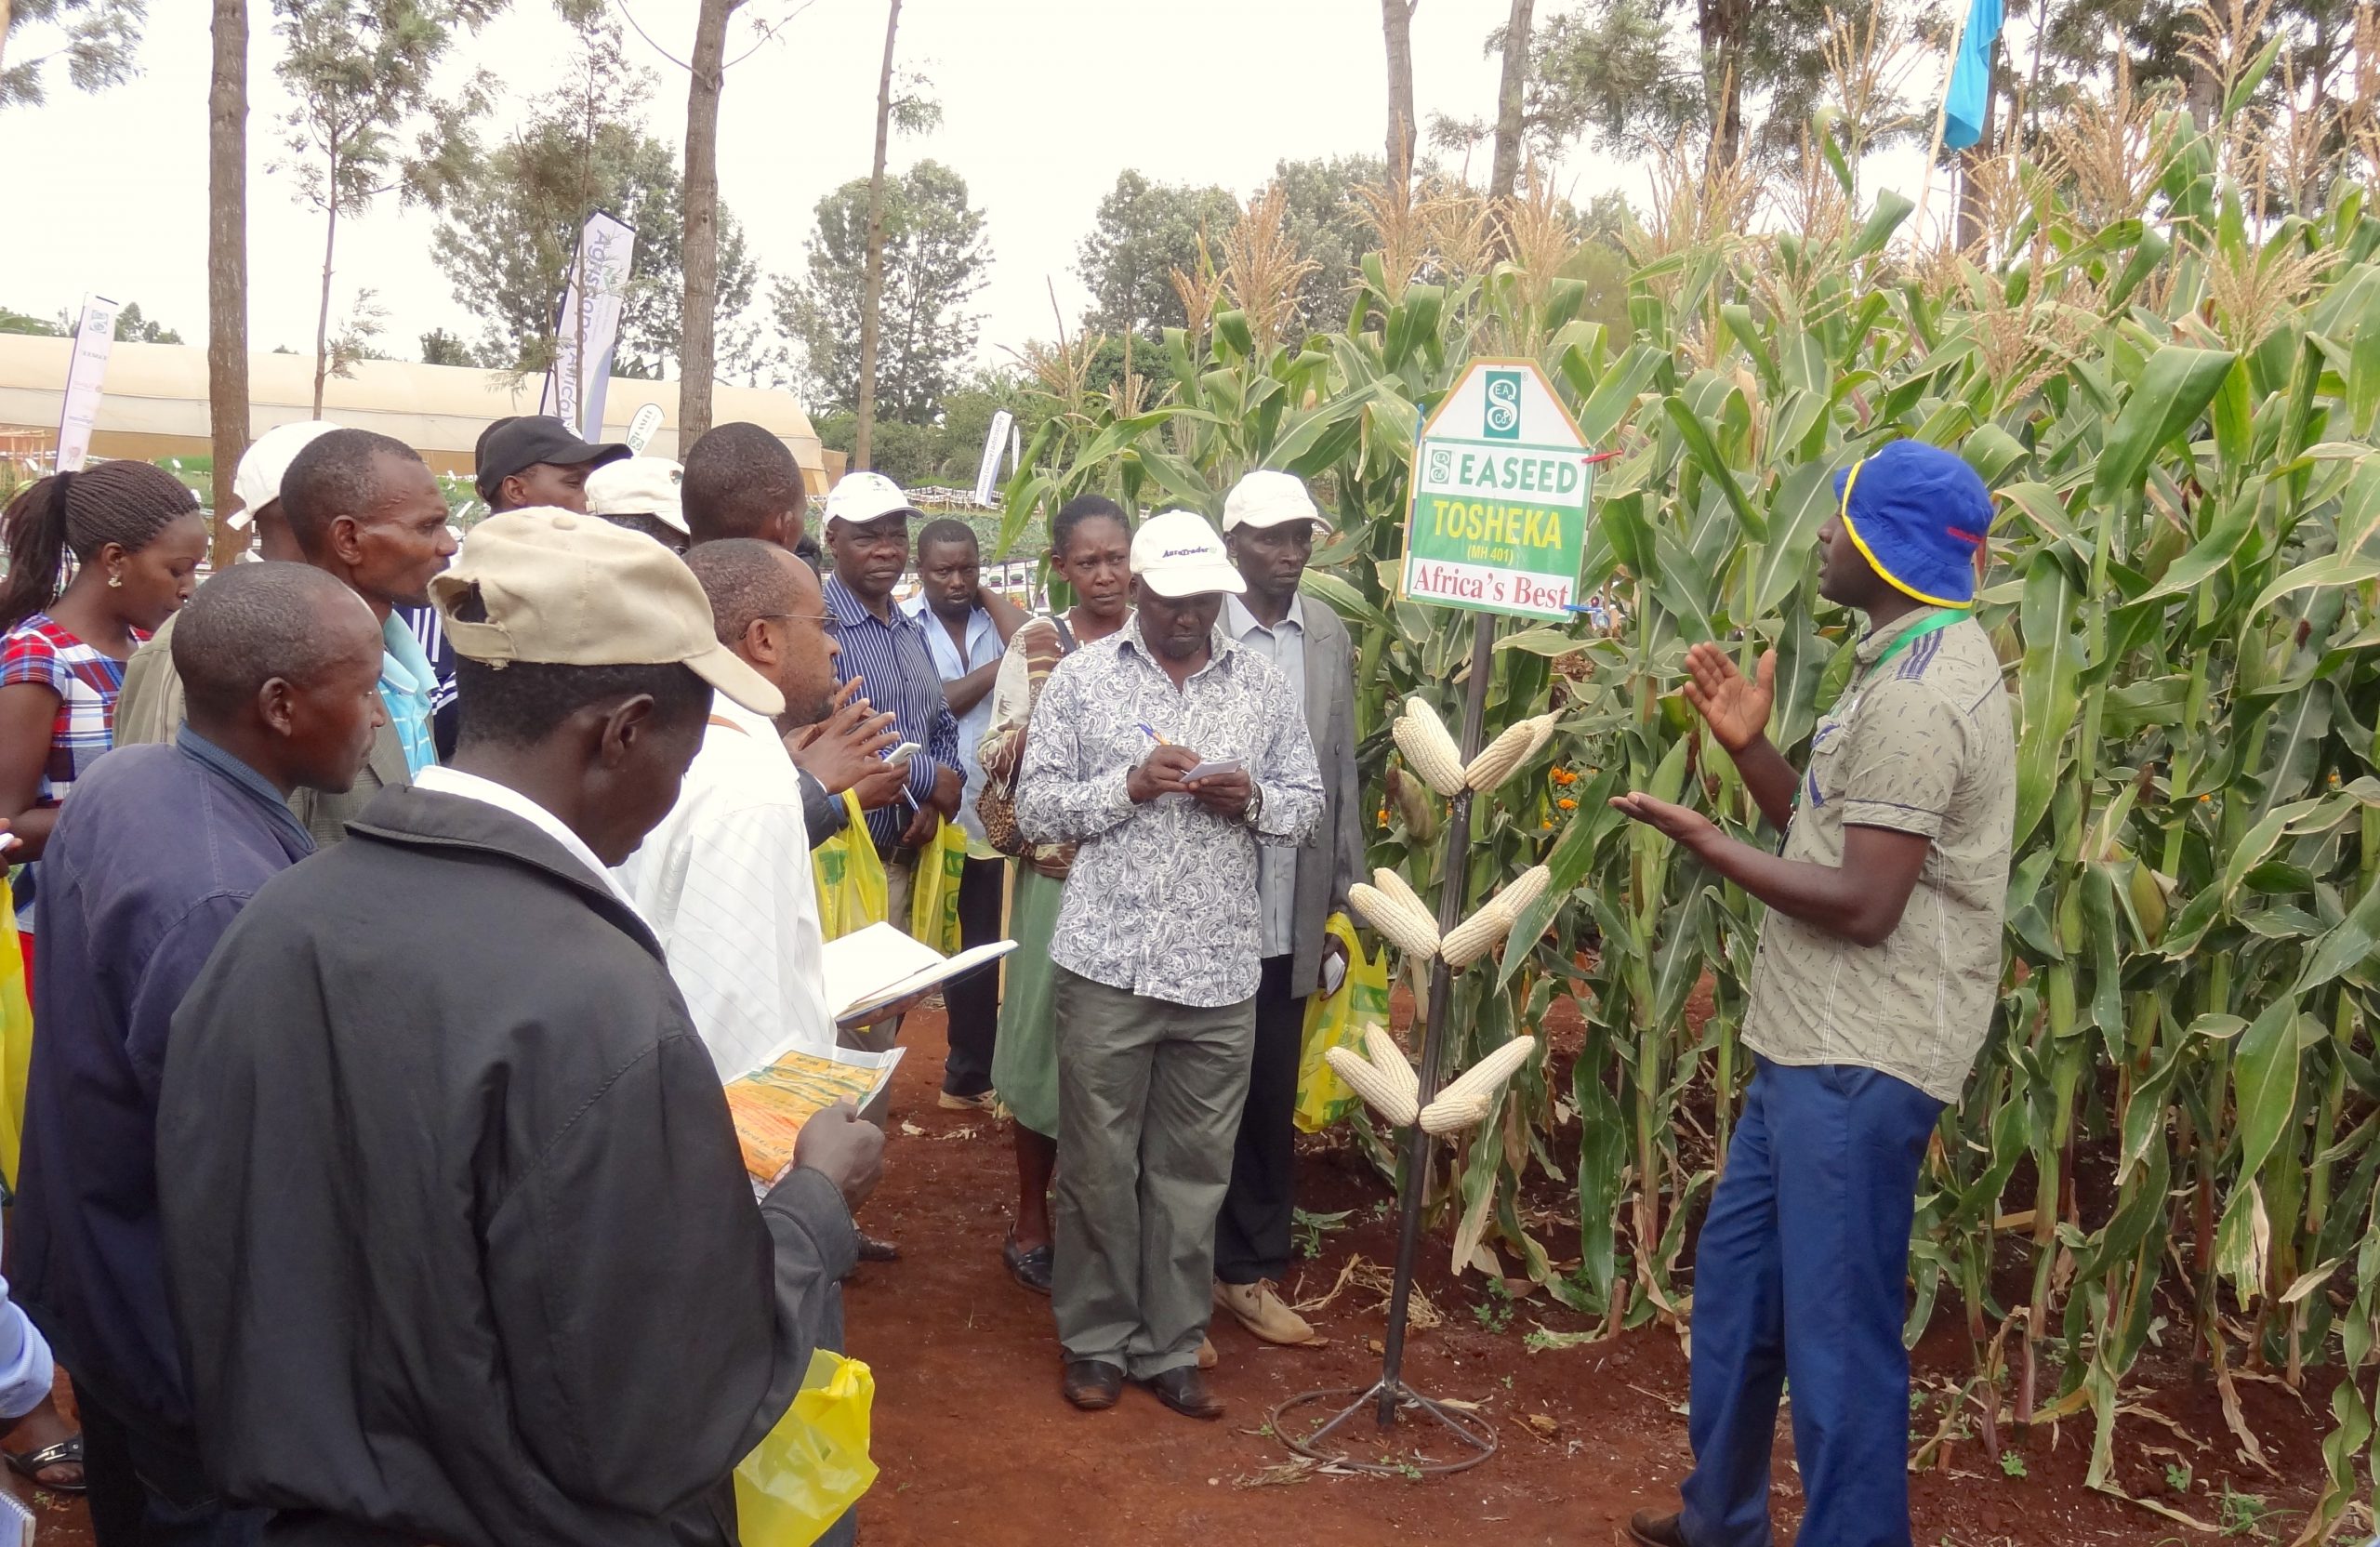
xmin=6 ymin=1435 xmax=85 ymax=1494
xmin=1003 ymin=1230 xmax=1053 ymax=1295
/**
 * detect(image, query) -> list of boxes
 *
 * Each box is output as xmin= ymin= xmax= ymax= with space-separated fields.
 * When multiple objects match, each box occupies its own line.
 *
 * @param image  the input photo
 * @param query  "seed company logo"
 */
xmin=1482 ymin=370 xmax=1523 ymax=441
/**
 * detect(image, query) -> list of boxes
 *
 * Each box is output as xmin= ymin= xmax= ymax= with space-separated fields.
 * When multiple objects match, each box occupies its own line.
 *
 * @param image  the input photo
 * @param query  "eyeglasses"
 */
xmin=757 ymin=613 xmax=838 ymax=630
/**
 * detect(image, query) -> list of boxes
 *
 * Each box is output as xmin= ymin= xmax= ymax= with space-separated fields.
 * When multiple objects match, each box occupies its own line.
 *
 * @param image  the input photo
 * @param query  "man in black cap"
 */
xmin=401 ymin=416 xmax=630 ymax=759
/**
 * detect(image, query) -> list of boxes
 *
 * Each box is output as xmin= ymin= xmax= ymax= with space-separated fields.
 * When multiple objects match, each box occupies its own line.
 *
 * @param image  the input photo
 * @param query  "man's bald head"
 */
xmin=174 ymin=562 xmax=380 ymax=721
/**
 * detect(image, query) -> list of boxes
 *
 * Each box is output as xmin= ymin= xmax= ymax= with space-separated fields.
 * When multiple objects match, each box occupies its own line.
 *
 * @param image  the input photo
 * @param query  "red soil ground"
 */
xmin=11 ymin=1005 xmax=2337 ymax=1546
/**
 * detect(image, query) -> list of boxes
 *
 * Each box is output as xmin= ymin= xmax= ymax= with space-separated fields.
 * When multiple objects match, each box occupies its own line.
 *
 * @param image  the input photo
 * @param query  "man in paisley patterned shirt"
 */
xmin=1015 ymin=509 xmax=1322 ymax=1421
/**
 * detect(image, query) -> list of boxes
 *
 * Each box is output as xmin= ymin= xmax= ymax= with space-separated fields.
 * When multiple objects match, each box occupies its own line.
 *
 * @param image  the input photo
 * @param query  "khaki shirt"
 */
xmin=1742 ymin=609 xmax=2016 ymax=1102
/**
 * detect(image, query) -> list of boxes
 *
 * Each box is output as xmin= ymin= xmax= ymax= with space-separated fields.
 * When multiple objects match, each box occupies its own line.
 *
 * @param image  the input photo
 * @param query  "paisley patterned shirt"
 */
xmin=1015 ymin=617 xmax=1322 ymax=1007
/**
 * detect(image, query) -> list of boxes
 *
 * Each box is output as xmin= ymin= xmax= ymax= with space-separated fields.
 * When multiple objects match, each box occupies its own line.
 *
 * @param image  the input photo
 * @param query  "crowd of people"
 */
xmin=0 ymin=402 xmax=2014 ymax=1547
xmin=0 ymin=410 xmax=1368 ymax=1543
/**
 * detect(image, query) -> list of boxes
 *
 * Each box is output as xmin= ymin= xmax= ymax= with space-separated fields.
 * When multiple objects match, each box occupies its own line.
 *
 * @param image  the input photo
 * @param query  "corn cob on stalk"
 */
xmin=1416 ymin=1036 xmax=1538 ymax=1134
xmin=1361 ymin=1024 xmax=1419 ymax=1106
xmin=1495 ymin=864 xmax=1553 ymax=929
xmin=1386 ymin=766 xmax=1439 ymax=842
xmin=1463 ymin=712 xmax=1560 ymax=791
xmin=1372 ymin=866 xmax=1430 ymax=920
xmin=1325 ymin=1044 xmax=1419 ymax=1127
xmin=1438 ymin=900 xmax=1515 ymax=969
xmin=1393 ymin=696 xmax=1467 ymax=796
xmin=1350 ymin=881 xmax=1441 ymax=960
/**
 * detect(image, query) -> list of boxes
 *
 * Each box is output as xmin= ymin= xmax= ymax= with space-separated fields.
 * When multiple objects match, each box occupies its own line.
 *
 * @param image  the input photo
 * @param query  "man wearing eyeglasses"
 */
xmin=615 ymin=539 xmax=848 ymax=1073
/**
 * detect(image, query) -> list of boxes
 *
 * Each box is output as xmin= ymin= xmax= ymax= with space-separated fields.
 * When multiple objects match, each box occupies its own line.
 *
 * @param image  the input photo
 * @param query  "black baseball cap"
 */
xmin=474 ymin=416 xmax=630 ymax=504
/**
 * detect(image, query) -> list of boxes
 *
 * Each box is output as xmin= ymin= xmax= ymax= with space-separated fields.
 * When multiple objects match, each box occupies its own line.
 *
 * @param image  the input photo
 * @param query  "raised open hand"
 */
xmin=1681 ymin=642 xmax=1776 ymax=755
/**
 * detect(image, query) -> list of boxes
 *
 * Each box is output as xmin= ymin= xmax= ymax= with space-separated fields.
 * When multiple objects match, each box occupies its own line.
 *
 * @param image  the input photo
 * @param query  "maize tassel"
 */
xmin=1438 ymin=902 xmax=1515 ymax=970
xmin=1416 ymin=1036 xmax=1538 ymax=1133
xmin=1463 ymin=712 xmax=1560 ymax=791
xmin=1395 ymin=697 xmax=1467 ymax=797
xmin=1350 ymin=881 xmax=1440 ymax=961
xmin=1326 ymin=1045 xmax=1419 ymax=1127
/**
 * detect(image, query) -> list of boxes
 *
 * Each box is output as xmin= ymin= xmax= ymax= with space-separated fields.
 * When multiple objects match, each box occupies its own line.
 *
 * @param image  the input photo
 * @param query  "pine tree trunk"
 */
xmin=680 ymin=0 xmax=740 ymax=447
xmin=1487 ymin=0 xmax=1533 ymax=202
xmin=311 ymin=194 xmax=337 ymax=418
xmin=1697 ymin=0 xmax=1751 ymax=168
xmin=854 ymin=0 xmax=903 ymax=473
xmin=207 ymin=0 xmax=251 ymax=567
xmin=1382 ymin=0 xmax=1418 ymax=185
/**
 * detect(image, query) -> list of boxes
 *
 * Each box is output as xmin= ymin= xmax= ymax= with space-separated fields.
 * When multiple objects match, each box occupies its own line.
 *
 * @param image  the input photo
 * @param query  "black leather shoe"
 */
xmin=1144 ymin=1365 xmax=1224 ymax=1421
xmin=1002 ymin=1232 xmax=1053 ymax=1295
xmin=1627 ymin=1510 xmax=1693 ymax=1547
xmin=856 ymin=1233 xmax=901 ymax=1263
xmin=1062 ymin=1360 xmax=1122 ymax=1411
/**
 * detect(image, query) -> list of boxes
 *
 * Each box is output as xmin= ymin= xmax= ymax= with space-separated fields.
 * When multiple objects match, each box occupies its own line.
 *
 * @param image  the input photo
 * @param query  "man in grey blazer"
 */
xmin=1211 ymin=470 xmax=1365 ymax=1348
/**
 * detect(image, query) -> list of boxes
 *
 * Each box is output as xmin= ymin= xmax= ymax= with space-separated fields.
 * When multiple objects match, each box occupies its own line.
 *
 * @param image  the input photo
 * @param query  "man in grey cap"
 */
xmin=157 ymin=510 xmax=881 ymax=1547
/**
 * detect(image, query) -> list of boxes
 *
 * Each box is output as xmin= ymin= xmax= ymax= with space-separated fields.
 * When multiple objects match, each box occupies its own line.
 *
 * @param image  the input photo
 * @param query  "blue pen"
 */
xmin=1137 ymin=721 xmax=1172 ymax=747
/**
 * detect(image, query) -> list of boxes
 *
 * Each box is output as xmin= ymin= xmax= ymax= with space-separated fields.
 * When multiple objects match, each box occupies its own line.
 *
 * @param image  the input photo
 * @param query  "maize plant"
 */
xmin=999 ymin=33 xmax=2380 ymax=1527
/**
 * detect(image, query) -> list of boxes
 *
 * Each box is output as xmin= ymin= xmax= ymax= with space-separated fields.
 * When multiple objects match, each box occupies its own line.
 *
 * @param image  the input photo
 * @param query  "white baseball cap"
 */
xmin=228 ymin=420 xmax=341 ymax=529
xmin=823 ymin=470 xmax=922 ymax=528
xmin=585 ymin=456 xmax=689 ymax=536
xmin=1130 ymin=509 xmax=1246 ymax=599
xmin=1223 ymin=469 xmax=1328 ymax=532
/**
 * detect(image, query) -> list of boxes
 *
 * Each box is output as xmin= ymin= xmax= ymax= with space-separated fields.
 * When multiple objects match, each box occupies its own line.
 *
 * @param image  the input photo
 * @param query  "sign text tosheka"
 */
xmin=1400 ymin=359 xmax=1594 ymax=621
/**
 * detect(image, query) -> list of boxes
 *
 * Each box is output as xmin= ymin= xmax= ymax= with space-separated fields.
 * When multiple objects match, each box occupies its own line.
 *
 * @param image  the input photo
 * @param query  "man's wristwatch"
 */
xmin=1242 ymin=782 xmax=1265 ymax=829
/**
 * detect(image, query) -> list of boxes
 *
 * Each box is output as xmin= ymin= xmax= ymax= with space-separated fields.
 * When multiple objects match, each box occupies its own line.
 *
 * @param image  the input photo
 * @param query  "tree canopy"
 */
xmin=776 ymin=159 xmax=990 ymax=422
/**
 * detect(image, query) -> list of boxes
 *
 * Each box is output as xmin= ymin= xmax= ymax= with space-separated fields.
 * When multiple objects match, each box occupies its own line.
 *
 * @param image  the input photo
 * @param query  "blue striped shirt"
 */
xmin=397 ymin=604 xmax=461 ymax=760
xmin=823 ymin=573 xmax=960 ymax=853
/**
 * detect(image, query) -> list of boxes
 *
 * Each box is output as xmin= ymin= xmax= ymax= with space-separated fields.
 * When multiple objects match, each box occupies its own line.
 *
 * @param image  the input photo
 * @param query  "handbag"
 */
xmin=976 ymin=614 xmax=1074 ymax=858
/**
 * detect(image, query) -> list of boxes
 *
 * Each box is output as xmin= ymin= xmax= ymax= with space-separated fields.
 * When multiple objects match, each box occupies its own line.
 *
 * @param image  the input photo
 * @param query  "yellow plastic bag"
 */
xmin=1293 ymin=912 xmax=1393 ymax=1133
xmin=812 ymin=791 xmax=889 ymax=942
xmin=0 ymin=873 xmax=27 ymax=1193
xmin=906 ymin=819 xmax=968 ymax=955
xmin=733 ymin=1349 xmax=878 ymax=1547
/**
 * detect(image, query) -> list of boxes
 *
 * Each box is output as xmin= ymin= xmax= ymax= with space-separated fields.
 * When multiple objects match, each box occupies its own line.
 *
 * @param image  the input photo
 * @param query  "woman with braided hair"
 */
xmin=0 ymin=462 xmax=206 ymax=955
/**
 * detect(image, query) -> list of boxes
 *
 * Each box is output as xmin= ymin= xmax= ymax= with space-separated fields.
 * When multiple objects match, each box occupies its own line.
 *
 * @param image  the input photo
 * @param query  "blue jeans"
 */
xmin=1679 ymin=1059 xmax=1945 ymax=1547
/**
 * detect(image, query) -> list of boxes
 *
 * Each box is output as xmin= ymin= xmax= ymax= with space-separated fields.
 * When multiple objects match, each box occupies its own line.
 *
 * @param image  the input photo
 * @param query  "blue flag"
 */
xmin=1943 ymin=0 xmax=2004 ymax=151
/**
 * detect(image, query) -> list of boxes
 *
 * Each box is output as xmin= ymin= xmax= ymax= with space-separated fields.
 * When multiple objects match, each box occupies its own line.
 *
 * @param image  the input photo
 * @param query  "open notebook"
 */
xmin=721 ymin=923 xmax=1017 ymax=1182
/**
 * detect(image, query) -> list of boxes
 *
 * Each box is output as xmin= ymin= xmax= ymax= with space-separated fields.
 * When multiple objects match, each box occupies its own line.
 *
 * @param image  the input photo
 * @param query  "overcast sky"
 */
xmin=13 ymin=0 xmax=1937 ymax=398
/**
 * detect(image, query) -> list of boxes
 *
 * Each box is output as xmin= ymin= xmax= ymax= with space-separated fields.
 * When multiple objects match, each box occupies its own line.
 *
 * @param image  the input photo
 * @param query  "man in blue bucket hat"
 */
xmin=1611 ymin=440 xmax=2016 ymax=1547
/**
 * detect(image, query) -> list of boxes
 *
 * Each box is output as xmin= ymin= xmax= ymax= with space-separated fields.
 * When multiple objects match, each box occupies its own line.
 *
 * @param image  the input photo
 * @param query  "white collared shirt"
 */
xmin=612 ymin=693 xmax=834 ymax=1079
xmin=413 ymin=765 xmax=643 ymax=916
xmin=1223 ymin=592 xmax=1308 ymax=960
xmin=900 ymin=595 xmax=1003 ymax=842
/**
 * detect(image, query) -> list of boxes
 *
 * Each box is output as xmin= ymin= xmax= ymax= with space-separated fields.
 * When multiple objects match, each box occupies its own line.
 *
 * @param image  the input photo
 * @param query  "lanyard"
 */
xmin=1862 ymin=610 xmax=1962 ymax=681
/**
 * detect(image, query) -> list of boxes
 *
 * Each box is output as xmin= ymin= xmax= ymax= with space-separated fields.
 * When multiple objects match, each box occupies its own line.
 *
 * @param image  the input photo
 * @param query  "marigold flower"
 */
xmin=1556 ymin=798 xmax=1578 ymax=810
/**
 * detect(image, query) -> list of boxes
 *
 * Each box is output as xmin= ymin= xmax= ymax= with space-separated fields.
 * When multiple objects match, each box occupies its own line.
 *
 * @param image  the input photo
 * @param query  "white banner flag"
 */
xmin=972 ymin=408 xmax=1014 ymax=508
xmin=539 ymin=212 xmax=636 ymax=442
xmin=56 ymin=294 xmax=121 ymax=473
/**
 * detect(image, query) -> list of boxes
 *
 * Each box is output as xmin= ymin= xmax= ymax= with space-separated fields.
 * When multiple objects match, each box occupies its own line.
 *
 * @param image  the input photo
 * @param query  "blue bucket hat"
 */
xmin=1831 ymin=441 xmax=1995 ymax=608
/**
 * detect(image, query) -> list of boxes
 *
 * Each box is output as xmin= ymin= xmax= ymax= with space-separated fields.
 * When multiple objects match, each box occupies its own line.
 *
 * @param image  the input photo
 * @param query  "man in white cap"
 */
xmin=819 ymin=473 xmax=963 ymax=917
xmin=156 ymin=510 xmax=881 ymax=1547
xmin=113 ymin=419 xmax=340 ymax=746
xmin=1211 ymin=469 xmax=1364 ymax=1350
xmin=585 ymin=456 xmax=693 ymax=555
xmin=1015 ymin=509 xmax=1322 ymax=1422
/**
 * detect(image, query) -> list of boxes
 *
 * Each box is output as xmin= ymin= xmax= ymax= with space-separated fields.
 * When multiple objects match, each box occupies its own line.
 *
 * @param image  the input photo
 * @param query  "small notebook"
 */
xmin=820 ymin=922 xmax=1017 ymax=1027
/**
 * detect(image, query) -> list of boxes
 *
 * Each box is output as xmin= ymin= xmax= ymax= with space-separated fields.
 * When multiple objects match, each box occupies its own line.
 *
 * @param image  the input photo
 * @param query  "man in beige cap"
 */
xmin=1212 ymin=469 xmax=1364 ymax=1349
xmin=585 ymin=455 xmax=693 ymax=555
xmin=154 ymin=510 xmax=884 ymax=1547
xmin=1016 ymin=508 xmax=1322 ymax=1422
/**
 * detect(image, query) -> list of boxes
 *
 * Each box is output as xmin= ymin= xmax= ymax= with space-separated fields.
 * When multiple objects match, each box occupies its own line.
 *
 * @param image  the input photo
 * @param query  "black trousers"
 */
xmin=78 ymin=1382 xmax=264 ymax=1547
xmin=942 ymin=855 xmax=1004 ymax=1098
xmin=1214 ymin=954 xmax=1304 ymax=1286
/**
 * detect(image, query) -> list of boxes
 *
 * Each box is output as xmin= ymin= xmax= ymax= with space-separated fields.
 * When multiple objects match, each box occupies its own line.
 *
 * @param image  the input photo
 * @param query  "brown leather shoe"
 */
xmin=1626 ymin=1510 xmax=1693 ymax=1547
xmin=1062 ymin=1360 xmax=1122 ymax=1411
xmin=1144 ymin=1365 xmax=1224 ymax=1421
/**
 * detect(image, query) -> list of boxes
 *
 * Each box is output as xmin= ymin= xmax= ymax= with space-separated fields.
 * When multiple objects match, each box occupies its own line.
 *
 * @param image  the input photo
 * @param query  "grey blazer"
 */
xmin=1286 ymin=598 xmax=1366 ymax=998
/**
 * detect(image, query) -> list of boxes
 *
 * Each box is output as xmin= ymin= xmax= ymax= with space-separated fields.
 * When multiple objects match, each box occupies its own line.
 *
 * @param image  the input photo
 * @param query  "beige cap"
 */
xmin=1222 ymin=469 xmax=1327 ymax=532
xmin=585 ymin=456 xmax=689 ymax=536
xmin=430 ymin=508 xmax=784 ymax=717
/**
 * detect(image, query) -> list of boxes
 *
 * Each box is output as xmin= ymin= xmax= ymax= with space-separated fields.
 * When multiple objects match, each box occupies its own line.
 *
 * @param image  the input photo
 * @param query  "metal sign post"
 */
xmin=1276 ymin=359 xmax=1595 ymax=1475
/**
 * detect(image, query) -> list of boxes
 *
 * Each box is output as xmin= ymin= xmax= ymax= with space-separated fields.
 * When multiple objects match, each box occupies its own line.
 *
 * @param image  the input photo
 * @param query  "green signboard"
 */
xmin=1399 ymin=358 xmax=1594 ymax=621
